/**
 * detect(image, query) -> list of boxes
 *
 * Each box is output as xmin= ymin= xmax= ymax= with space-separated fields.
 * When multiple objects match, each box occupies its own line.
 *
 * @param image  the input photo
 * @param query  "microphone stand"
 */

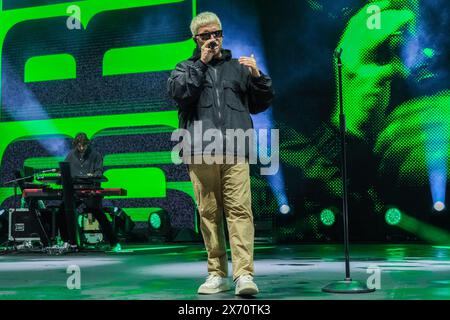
xmin=322 ymin=48 xmax=375 ymax=294
xmin=4 ymin=174 xmax=36 ymax=211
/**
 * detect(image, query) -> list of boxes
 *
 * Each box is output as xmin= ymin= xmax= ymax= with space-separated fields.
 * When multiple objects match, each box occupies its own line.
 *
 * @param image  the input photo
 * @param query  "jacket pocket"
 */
xmin=223 ymin=80 xmax=247 ymax=112
xmin=199 ymin=82 xmax=214 ymax=108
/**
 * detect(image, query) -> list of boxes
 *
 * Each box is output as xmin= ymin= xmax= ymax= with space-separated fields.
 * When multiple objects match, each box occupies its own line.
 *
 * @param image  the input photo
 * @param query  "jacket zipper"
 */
xmin=211 ymin=66 xmax=224 ymax=154
xmin=212 ymin=67 xmax=221 ymax=121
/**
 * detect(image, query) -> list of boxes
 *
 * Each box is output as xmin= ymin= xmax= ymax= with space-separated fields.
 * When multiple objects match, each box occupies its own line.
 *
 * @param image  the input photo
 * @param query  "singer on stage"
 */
xmin=57 ymin=133 xmax=121 ymax=252
xmin=167 ymin=12 xmax=274 ymax=296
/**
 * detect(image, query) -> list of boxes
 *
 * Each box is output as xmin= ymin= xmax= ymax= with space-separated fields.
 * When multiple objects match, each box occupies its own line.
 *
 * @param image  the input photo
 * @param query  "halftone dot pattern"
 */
xmin=250 ymin=175 xmax=277 ymax=239
xmin=376 ymin=92 xmax=450 ymax=186
xmin=273 ymin=0 xmax=450 ymax=241
xmin=336 ymin=0 xmax=420 ymax=139
xmin=265 ymin=121 xmax=343 ymax=241
xmin=307 ymin=214 xmax=319 ymax=236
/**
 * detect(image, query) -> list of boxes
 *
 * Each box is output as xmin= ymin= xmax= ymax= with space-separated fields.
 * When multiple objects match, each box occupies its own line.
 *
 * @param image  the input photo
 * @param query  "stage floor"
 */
xmin=1 ymin=244 xmax=450 ymax=300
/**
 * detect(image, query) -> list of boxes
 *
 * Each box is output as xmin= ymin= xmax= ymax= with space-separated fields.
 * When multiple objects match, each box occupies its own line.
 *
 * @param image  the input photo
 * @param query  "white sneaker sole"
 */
xmin=198 ymin=284 xmax=231 ymax=295
xmin=235 ymin=285 xmax=259 ymax=296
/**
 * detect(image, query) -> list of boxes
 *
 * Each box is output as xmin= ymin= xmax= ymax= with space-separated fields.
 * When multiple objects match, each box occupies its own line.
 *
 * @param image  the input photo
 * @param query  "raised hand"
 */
xmin=239 ymin=54 xmax=261 ymax=78
xmin=200 ymin=39 xmax=219 ymax=64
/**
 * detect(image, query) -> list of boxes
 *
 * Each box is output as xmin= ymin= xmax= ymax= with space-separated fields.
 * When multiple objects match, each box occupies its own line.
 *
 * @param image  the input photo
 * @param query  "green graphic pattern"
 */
xmin=0 ymin=0 xmax=198 ymax=228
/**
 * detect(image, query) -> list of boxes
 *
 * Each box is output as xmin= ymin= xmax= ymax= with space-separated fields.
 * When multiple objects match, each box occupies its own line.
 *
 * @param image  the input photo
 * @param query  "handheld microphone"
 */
xmin=334 ymin=48 xmax=343 ymax=59
xmin=208 ymin=41 xmax=218 ymax=49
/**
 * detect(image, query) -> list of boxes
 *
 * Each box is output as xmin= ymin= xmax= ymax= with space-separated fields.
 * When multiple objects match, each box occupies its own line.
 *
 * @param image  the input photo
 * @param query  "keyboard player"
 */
xmin=57 ymin=132 xmax=121 ymax=252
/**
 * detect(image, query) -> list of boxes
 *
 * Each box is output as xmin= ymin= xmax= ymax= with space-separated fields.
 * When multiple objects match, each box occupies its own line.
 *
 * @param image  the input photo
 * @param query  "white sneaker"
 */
xmin=235 ymin=275 xmax=259 ymax=296
xmin=198 ymin=275 xmax=230 ymax=294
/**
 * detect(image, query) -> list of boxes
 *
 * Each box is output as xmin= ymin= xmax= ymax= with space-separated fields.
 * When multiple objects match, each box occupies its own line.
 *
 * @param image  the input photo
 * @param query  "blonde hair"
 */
xmin=190 ymin=12 xmax=222 ymax=37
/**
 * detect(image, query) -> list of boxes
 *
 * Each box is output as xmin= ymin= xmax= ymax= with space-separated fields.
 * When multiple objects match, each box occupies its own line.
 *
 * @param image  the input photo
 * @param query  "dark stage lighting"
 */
xmin=385 ymin=208 xmax=402 ymax=226
xmin=148 ymin=209 xmax=172 ymax=241
xmin=279 ymin=204 xmax=291 ymax=214
xmin=320 ymin=208 xmax=336 ymax=227
xmin=433 ymin=201 xmax=446 ymax=212
xmin=110 ymin=207 xmax=135 ymax=237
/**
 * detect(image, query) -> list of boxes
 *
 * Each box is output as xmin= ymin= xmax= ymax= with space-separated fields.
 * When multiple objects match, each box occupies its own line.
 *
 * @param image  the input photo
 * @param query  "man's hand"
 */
xmin=333 ymin=0 xmax=415 ymax=138
xmin=200 ymin=39 xmax=219 ymax=64
xmin=239 ymin=54 xmax=261 ymax=78
xmin=374 ymin=91 xmax=450 ymax=184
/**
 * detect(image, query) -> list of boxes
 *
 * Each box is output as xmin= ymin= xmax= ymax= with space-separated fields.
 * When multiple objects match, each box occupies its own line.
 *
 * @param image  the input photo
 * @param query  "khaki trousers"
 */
xmin=188 ymin=159 xmax=254 ymax=281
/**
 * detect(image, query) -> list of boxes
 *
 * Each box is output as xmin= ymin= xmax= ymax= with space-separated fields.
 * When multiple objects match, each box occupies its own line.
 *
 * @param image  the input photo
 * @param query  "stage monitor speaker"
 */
xmin=172 ymin=228 xmax=202 ymax=242
xmin=108 ymin=207 xmax=135 ymax=237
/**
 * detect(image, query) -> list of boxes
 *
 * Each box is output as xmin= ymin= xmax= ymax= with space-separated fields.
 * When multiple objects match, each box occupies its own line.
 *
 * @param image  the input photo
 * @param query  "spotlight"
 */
xmin=148 ymin=209 xmax=171 ymax=240
xmin=279 ymin=204 xmax=291 ymax=215
xmin=423 ymin=48 xmax=435 ymax=59
xmin=149 ymin=211 xmax=162 ymax=229
xmin=320 ymin=208 xmax=335 ymax=227
xmin=433 ymin=201 xmax=445 ymax=212
xmin=385 ymin=208 xmax=402 ymax=226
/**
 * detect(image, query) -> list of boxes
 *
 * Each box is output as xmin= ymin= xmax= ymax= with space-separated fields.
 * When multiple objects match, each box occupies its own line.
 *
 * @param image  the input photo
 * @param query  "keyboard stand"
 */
xmin=59 ymin=161 xmax=80 ymax=247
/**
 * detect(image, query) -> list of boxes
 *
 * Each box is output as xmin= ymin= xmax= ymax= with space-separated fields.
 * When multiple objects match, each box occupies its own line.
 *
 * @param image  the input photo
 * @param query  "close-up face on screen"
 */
xmin=0 ymin=0 xmax=450 ymax=306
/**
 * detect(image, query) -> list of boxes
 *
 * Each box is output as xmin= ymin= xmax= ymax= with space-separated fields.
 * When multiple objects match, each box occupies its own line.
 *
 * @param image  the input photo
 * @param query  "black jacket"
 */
xmin=167 ymin=48 xmax=275 ymax=159
xmin=65 ymin=147 xmax=103 ymax=178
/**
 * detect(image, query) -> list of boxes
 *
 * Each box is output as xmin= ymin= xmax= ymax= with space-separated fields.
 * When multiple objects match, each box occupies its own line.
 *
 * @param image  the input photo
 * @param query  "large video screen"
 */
xmin=1 ymin=0 xmax=449 ymax=243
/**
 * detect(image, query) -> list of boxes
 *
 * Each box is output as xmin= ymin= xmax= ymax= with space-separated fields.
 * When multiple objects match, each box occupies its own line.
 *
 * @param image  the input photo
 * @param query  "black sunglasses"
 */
xmin=195 ymin=30 xmax=223 ymax=41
